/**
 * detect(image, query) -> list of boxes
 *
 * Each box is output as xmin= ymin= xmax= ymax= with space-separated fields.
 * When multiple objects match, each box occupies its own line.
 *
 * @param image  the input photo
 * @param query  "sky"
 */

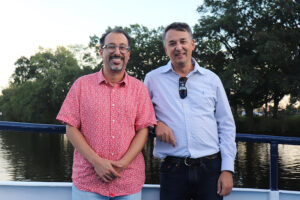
xmin=0 ymin=0 xmax=203 ymax=91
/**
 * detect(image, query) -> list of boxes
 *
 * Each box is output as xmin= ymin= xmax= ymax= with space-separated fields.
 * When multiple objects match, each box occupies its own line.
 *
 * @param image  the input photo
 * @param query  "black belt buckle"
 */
xmin=184 ymin=157 xmax=192 ymax=166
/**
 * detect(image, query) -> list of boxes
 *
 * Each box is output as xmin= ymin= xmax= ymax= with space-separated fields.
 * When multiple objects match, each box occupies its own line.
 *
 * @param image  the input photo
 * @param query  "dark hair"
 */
xmin=162 ymin=22 xmax=193 ymax=44
xmin=100 ymin=28 xmax=131 ymax=48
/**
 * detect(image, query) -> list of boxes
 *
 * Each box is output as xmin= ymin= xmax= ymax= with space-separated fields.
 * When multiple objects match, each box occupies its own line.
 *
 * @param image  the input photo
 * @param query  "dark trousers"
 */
xmin=160 ymin=154 xmax=223 ymax=200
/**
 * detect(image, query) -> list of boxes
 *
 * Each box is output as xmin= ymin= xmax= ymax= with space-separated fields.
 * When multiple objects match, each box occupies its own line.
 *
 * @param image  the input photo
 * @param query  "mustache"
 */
xmin=109 ymin=55 xmax=125 ymax=60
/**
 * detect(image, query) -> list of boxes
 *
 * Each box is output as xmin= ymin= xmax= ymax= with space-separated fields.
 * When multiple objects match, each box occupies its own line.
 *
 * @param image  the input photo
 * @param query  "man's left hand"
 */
xmin=111 ymin=160 xmax=127 ymax=174
xmin=217 ymin=171 xmax=233 ymax=196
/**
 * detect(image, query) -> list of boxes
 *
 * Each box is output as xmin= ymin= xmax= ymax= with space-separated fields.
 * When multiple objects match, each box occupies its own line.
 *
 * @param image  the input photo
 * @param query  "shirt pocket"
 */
xmin=192 ymin=90 xmax=216 ymax=113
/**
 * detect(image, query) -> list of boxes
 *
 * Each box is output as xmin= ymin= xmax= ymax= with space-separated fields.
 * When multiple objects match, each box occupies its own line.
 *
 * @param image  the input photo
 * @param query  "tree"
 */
xmin=126 ymin=24 xmax=168 ymax=80
xmin=12 ymin=57 xmax=33 ymax=85
xmin=0 ymin=47 xmax=97 ymax=123
xmin=194 ymin=0 xmax=300 ymax=118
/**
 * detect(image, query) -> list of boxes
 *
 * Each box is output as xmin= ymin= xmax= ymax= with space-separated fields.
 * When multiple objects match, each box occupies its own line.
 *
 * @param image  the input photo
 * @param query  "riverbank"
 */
xmin=236 ymin=115 xmax=300 ymax=137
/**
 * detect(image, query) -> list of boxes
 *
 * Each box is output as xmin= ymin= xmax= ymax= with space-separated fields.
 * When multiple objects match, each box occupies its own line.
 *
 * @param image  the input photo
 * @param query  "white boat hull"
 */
xmin=1 ymin=181 xmax=300 ymax=200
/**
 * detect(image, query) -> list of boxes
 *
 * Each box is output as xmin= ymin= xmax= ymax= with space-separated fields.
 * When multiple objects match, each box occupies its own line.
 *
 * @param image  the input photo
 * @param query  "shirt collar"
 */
xmin=192 ymin=58 xmax=206 ymax=75
xmin=161 ymin=57 xmax=207 ymax=75
xmin=97 ymin=68 xmax=129 ymax=86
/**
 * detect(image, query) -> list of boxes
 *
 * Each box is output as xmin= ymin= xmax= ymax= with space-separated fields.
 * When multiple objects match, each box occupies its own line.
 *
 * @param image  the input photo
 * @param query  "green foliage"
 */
xmin=194 ymin=0 xmax=300 ymax=118
xmin=126 ymin=24 xmax=169 ymax=80
xmin=236 ymin=116 xmax=300 ymax=137
xmin=0 ymin=47 xmax=97 ymax=123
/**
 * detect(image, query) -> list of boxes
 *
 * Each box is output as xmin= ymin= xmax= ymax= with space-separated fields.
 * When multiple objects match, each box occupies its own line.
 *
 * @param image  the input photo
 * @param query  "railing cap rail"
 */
xmin=0 ymin=121 xmax=65 ymax=134
xmin=236 ymin=133 xmax=300 ymax=145
xmin=1 ymin=121 xmax=300 ymax=145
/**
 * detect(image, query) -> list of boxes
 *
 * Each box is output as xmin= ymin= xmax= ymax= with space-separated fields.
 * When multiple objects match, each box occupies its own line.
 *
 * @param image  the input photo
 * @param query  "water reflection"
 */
xmin=234 ymin=142 xmax=270 ymax=189
xmin=0 ymin=130 xmax=73 ymax=181
xmin=0 ymin=135 xmax=12 ymax=180
xmin=278 ymin=145 xmax=300 ymax=190
xmin=144 ymin=137 xmax=160 ymax=184
xmin=0 ymin=131 xmax=300 ymax=191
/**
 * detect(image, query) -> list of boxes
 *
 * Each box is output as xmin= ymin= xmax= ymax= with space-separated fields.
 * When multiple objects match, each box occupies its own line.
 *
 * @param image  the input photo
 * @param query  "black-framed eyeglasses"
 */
xmin=179 ymin=77 xmax=188 ymax=99
xmin=102 ymin=44 xmax=130 ymax=54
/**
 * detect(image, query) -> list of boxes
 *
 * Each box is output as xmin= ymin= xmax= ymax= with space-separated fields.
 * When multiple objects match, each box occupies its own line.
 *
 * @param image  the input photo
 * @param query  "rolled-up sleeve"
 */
xmin=56 ymin=79 xmax=81 ymax=129
xmin=134 ymin=84 xmax=157 ymax=131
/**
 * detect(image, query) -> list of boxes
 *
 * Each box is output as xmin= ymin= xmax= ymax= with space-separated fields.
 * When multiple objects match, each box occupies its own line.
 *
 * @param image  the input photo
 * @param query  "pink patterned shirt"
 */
xmin=56 ymin=69 xmax=156 ymax=196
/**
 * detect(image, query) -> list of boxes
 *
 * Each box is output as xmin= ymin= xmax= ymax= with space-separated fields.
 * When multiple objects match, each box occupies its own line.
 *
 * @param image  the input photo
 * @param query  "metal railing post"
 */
xmin=270 ymin=142 xmax=278 ymax=191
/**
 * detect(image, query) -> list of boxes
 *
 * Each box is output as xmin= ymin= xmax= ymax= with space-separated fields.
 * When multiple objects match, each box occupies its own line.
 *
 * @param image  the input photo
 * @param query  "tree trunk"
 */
xmin=232 ymin=103 xmax=238 ymax=117
xmin=264 ymin=100 xmax=268 ymax=117
xmin=273 ymin=98 xmax=279 ymax=119
xmin=245 ymin=105 xmax=253 ymax=118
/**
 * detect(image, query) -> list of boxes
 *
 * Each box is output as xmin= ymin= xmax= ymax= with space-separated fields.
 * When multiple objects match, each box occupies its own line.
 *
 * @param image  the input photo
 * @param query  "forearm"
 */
xmin=66 ymin=125 xmax=102 ymax=166
xmin=119 ymin=128 xmax=148 ymax=167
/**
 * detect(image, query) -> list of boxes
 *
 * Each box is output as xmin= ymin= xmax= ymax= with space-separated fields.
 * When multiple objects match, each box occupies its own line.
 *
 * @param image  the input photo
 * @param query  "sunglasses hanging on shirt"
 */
xmin=179 ymin=77 xmax=188 ymax=99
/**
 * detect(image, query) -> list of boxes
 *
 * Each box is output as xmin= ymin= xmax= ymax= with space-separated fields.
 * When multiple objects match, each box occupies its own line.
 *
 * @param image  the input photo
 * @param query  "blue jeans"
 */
xmin=72 ymin=184 xmax=142 ymax=200
xmin=160 ymin=155 xmax=223 ymax=200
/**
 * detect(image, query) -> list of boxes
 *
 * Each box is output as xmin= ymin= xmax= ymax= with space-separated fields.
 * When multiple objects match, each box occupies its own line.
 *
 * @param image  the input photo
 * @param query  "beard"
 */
xmin=108 ymin=55 xmax=126 ymax=71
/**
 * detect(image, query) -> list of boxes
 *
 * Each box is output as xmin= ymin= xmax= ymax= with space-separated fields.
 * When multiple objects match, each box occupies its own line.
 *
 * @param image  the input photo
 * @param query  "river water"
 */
xmin=0 ymin=130 xmax=300 ymax=191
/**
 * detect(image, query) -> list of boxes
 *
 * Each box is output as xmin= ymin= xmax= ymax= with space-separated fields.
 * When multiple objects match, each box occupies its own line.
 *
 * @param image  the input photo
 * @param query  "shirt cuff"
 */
xmin=221 ymin=155 xmax=235 ymax=173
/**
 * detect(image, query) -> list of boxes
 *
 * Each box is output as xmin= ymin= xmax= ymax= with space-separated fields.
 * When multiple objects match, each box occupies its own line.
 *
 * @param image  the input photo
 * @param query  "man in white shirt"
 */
xmin=144 ymin=22 xmax=236 ymax=200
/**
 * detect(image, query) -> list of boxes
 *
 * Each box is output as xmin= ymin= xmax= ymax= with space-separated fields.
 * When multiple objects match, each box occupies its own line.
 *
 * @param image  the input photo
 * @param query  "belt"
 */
xmin=164 ymin=152 xmax=220 ymax=166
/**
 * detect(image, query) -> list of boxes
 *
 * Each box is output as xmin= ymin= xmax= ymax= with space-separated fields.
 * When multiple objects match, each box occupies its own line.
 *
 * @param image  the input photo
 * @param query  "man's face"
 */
xmin=164 ymin=29 xmax=195 ymax=68
xmin=100 ymin=32 xmax=130 ymax=72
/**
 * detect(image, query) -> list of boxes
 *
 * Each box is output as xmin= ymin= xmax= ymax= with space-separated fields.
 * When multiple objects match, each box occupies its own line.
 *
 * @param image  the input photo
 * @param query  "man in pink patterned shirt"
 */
xmin=56 ymin=29 xmax=156 ymax=200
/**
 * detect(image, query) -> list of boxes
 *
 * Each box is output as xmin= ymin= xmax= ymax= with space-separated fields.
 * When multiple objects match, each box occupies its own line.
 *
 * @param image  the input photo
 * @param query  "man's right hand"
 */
xmin=155 ymin=121 xmax=176 ymax=147
xmin=93 ymin=158 xmax=121 ymax=183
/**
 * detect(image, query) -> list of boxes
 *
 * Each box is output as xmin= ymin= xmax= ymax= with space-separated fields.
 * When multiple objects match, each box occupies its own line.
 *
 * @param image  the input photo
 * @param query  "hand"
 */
xmin=111 ymin=160 xmax=127 ymax=174
xmin=217 ymin=171 xmax=233 ymax=196
xmin=93 ymin=158 xmax=121 ymax=183
xmin=155 ymin=121 xmax=176 ymax=147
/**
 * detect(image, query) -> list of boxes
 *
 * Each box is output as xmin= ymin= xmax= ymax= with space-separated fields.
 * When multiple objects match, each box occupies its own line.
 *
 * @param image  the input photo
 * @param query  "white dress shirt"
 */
xmin=144 ymin=58 xmax=236 ymax=172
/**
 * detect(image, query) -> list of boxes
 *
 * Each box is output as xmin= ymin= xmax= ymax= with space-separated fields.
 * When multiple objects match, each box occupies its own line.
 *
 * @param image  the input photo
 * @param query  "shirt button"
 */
xmin=112 ymin=153 xmax=114 ymax=155
xmin=112 ymin=120 xmax=115 ymax=123
xmin=112 ymin=136 xmax=115 ymax=139
xmin=112 ymin=104 xmax=115 ymax=107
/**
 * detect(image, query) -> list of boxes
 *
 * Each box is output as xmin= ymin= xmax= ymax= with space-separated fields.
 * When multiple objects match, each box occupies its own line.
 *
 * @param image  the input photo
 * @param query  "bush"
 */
xmin=235 ymin=115 xmax=300 ymax=137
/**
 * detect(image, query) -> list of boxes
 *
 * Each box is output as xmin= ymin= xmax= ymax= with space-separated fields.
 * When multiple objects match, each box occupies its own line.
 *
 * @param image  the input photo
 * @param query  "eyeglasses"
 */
xmin=102 ymin=44 xmax=130 ymax=54
xmin=179 ymin=77 xmax=188 ymax=99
